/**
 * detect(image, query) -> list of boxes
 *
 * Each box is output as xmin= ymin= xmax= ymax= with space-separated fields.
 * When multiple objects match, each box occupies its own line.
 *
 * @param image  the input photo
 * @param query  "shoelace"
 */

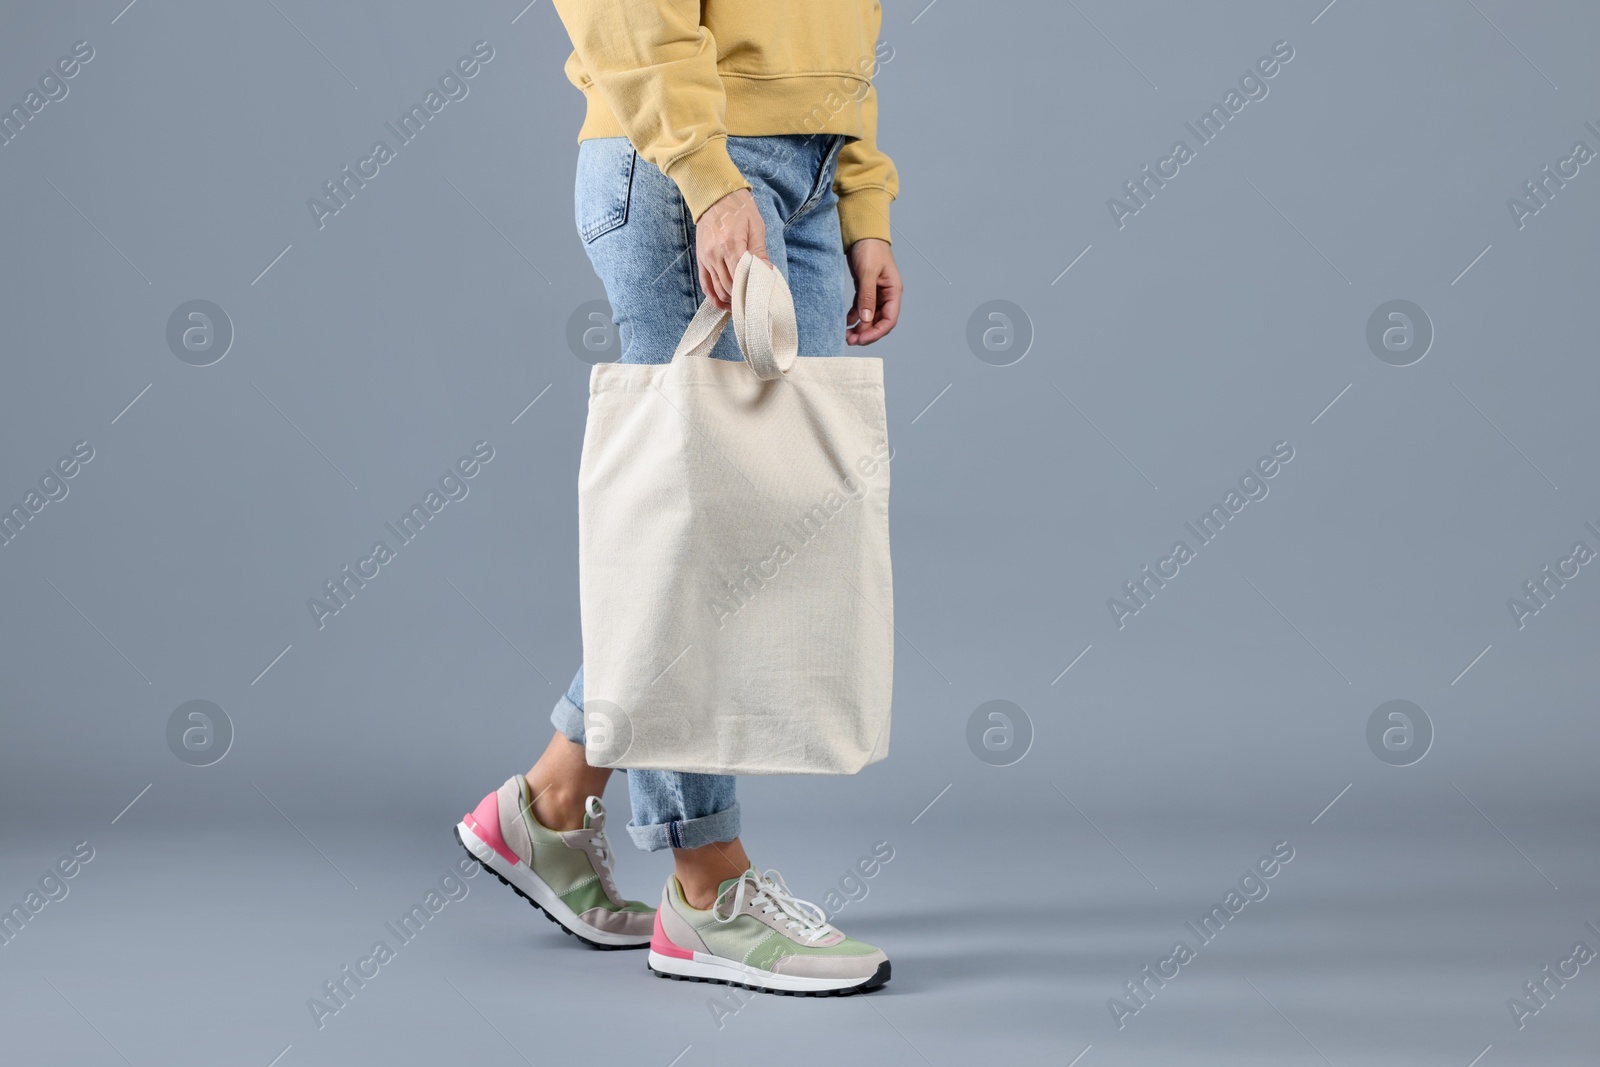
xmin=583 ymin=796 xmax=620 ymax=896
xmin=712 ymin=869 xmax=836 ymax=944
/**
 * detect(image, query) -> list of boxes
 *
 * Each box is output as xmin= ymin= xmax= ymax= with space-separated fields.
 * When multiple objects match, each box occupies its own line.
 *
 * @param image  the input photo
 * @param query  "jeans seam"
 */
xmin=671 ymin=776 xmax=686 ymax=849
xmin=678 ymin=196 xmax=701 ymax=316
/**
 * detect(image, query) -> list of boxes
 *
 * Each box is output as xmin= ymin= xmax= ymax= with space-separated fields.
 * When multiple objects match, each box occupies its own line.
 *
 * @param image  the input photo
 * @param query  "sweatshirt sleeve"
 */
xmin=550 ymin=0 xmax=751 ymax=222
xmin=833 ymin=47 xmax=899 ymax=247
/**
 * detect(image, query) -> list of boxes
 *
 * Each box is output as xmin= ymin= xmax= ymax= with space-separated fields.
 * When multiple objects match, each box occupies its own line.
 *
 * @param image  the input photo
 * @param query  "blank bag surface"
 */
xmin=578 ymin=253 xmax=893 ymax=775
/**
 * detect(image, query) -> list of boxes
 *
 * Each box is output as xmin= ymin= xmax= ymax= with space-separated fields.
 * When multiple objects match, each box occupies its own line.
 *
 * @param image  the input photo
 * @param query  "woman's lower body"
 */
xmin=454 ymin=133 xmax=890 ymax=994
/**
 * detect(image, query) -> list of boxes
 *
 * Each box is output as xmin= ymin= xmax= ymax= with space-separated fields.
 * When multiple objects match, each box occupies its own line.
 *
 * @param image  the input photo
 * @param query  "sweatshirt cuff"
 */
xmin=663 ymin=135 xmax=752 ymax=222
xmin=836 ymin=187 xmax=894 ymax=249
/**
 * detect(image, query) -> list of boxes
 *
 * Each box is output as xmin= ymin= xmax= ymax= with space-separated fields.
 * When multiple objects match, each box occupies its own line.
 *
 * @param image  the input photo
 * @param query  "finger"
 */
xmin=876 ymin=288 xmax=900 ymax=332
xmin=701 ymin=254 xmax=729 ymax=310
xmin=864 ymin=291 xmax=898 ymax=341
xmin=698 ymin=261 xmax=726 ymax=311
xmin=874 ymin=273 xmax=901 ymax=327
xmin=855 ymin=270 xmax=879 ymax=330
xmin=727 ymin=241 xmax=756 ymax=280
xmin=711 ymin=252 xmax=735 ymax=307
xmin=854 ymin=281 xmax=899 ymax=345
xmin=846 ymin=269 xmax=879 ymax=343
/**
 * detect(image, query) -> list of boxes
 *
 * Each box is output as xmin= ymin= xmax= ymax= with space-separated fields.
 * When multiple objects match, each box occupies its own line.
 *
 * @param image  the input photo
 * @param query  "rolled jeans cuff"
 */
xmin=627 ymin=801 xmax=742 ymax=853
xmin=551 ymin=667 xmax=740 ymax=853
xmin=551 ymin=690 xmax=585 ymax=745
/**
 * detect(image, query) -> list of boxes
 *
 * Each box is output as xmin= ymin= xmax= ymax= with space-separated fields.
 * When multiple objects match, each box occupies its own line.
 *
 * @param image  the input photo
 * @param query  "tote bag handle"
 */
xmin=670 ymin=252 xmax=798 ymax=380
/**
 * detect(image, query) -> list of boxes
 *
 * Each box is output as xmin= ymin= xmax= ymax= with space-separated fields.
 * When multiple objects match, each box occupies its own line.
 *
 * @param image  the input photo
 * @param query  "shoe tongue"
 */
xmin=717 ymin=870 xmax=764 ymax=900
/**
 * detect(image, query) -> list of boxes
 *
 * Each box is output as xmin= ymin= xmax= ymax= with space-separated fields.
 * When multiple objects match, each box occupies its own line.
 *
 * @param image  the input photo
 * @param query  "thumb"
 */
xmin=855 ymin=271 xmax=879 ymax=325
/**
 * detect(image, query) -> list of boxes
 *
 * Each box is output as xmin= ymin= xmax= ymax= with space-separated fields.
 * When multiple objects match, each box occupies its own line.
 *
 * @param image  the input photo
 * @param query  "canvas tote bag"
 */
xmin=578 ymin=252 xmax=892 ymax=775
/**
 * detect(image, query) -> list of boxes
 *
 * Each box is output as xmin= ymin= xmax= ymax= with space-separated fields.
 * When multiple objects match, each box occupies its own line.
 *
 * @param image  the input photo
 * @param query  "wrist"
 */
xmin=848 ymin=236 xmax=890 ymax=257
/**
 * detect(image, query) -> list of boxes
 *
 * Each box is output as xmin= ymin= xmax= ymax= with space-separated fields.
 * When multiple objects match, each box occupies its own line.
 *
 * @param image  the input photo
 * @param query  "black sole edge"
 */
xmin=453 ymin=823 xmax=650 ymax=952
xmin=647 ymin=959 xmax=891 ymax=998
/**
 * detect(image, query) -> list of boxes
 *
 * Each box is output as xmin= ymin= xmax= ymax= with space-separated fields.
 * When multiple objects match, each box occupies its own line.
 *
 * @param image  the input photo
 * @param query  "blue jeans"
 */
xmin=557 ymin=133 xmax=853 ymax=852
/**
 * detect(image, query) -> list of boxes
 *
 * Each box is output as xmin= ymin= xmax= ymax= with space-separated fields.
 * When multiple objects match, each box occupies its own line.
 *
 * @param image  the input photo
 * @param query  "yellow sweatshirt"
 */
xmin=549 ymin=1 xmax=898 ymax=248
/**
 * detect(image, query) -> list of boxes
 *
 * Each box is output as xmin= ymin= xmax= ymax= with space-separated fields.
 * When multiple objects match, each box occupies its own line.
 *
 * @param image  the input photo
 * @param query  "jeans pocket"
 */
xmin=575 ymin=140 xmax=636 ymax=244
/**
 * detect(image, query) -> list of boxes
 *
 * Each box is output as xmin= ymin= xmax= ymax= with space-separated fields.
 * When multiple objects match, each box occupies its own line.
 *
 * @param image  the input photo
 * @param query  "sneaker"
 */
xmin=648 ymin=868 xmax=890 ymax=995
xmin=455 ymin=775 xmax=654 ymax=949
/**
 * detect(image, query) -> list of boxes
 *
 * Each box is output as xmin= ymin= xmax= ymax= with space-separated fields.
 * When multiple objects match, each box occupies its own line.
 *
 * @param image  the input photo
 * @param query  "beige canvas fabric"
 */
xmin=578 ymin=253 xmax=893 ymax=775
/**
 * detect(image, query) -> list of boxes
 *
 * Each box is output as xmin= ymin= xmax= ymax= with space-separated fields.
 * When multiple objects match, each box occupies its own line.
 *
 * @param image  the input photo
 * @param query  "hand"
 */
xmin=696 ymin=189 xmax=769 ymax=311
xmin=845 ymin=238 xmax=901 ymax=346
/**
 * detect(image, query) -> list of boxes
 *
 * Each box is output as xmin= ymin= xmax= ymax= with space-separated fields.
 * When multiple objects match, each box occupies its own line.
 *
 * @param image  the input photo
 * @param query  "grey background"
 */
xmin=3 ymin=1 xmax=1598 ymax=1064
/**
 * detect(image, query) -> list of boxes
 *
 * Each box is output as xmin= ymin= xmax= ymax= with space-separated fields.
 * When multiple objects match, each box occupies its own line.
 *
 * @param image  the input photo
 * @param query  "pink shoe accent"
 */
xmin=651 ymin=911 xmax=695 ymax=959
xmin=462 ymin=790 xmax=520 ymax=867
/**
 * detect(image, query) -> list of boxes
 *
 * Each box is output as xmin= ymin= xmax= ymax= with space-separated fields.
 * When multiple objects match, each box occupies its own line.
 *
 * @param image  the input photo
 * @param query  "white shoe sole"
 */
xmin=647 ymin=948 xmax=890 ymax=995
xmin=455 ymin=820 xmax=650 ymax=949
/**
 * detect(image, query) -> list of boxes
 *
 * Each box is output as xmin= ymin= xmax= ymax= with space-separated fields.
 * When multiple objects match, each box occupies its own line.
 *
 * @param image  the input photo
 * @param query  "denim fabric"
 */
xmin=552 ymin=667 xmax=740 ymax=852
xmin=574 ymin=133 xmax=853 ymax=362
xmin=559 ymin=133 xmax=853 ymax=852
